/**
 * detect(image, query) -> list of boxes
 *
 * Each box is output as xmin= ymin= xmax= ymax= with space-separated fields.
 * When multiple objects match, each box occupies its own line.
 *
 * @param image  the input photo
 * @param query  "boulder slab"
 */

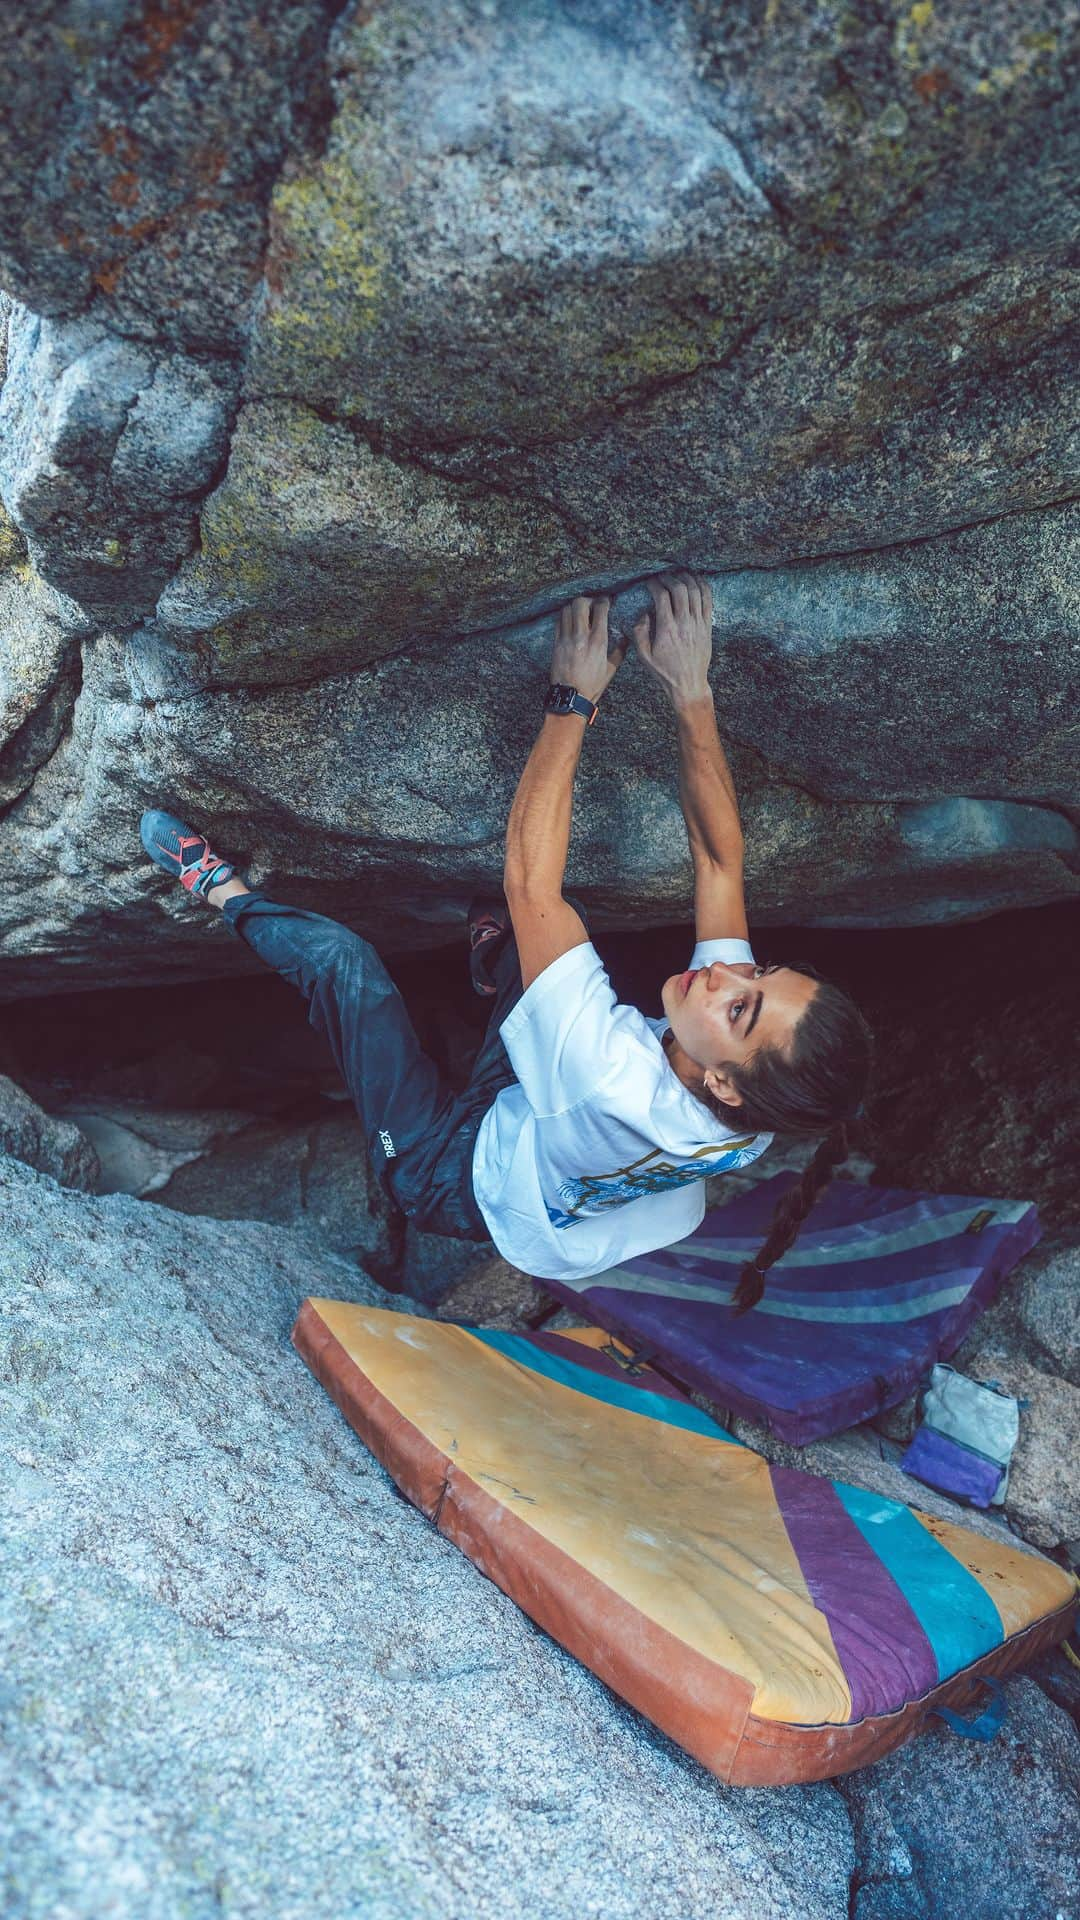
xmin=0 ymin=1153 xmax=857 ymax=1920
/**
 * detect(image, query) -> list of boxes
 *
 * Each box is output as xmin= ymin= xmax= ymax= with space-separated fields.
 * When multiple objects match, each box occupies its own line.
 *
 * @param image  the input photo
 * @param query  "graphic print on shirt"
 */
xmin=545 ymin=1136 xmax=761 ymax=1229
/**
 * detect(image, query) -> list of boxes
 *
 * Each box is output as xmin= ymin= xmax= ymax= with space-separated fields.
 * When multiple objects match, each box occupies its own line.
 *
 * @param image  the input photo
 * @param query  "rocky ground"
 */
xmin=3 ymin=1149 xmax=1079 ymax=1920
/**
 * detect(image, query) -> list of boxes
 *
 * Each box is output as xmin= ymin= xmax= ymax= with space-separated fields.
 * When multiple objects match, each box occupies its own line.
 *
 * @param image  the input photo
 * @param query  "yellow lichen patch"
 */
xmin=56 ymin=24 xmax=95 ymax=57
xmin=187 ymin=405 xmax=353 ymax=607
xmin=263 ymin=144 xmax=388 ymax=368
xmin=272 ymin=401 xmax=337 ymax=460
xmin=598 ymin=310 xmax=748 ymax=388
xmin=197 ymin=491 xmax=277 ymax=599
xmin=599 ymin=335 xmax=706 ymax=381
xmin=973 ymin=33 xmax=1057 ymax=96
xmin=208 ymin=622 xmax=246 ymax=662
xmin=894 ymin=0 xmax=934 ymax=69
xmin=0 ymin=506 xmax=27 ymax=570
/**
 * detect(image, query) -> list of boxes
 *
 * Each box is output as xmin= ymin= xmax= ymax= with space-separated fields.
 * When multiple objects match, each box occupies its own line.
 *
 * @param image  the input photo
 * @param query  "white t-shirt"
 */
xmin=470 ymin=936 xmax=774 ymax=1282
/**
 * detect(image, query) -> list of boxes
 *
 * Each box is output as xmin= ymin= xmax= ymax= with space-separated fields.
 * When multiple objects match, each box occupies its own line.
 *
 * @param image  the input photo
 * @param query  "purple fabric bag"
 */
xmin=899 ymin=1426 xmax=1005 ymax=1507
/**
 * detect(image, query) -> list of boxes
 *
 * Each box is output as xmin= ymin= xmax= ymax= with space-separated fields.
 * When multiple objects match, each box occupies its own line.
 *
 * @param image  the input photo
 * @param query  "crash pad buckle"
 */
xmin=601 ymin=1338 xmax=655 ymax=1376
xmin=965 ymin=1207 xmax=997 ymax=1234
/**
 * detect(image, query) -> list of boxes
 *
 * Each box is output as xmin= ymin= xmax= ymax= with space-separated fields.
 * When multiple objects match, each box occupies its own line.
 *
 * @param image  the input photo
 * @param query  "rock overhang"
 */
xmin=0 ymin=0 xmax=1076 ymax=997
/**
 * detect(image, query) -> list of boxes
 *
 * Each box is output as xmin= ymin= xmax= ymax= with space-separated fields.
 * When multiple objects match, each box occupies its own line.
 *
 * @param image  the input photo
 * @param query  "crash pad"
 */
xmin=535 ymin=1174 xmax=1042 ymax=1445
xmin=293 ymin=1301 xmax=1075 ymax=1786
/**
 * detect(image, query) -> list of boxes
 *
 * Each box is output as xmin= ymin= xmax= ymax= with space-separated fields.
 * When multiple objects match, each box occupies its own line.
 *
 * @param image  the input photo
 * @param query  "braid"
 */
xmin=733 ymin=1121 xmax=851 ymax=1314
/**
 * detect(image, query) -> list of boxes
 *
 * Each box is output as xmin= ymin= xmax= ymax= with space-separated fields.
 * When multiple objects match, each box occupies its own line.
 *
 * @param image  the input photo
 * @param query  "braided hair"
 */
xmin=700 ymin=964 xmax=875 ymax=1313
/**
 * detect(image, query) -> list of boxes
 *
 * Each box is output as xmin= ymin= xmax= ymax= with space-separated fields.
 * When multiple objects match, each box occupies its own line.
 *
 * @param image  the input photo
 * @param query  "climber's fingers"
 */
xmin=659 ymin=571 xmax=692 ymax=620
xmin=683 ymin=572 xmax=712 ymax=624
xmin=682 ymin=575 xmax=702 ymax=620
xmin=570 ymin=594 xmax=592 ymax=638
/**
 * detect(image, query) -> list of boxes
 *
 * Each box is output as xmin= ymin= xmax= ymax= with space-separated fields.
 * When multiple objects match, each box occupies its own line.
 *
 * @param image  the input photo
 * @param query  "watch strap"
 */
xmin=544 ymin=683 xmax=599 ymax=726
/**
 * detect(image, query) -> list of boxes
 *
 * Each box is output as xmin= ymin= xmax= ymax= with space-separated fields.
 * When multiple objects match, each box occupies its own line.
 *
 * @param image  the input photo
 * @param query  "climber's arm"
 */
xmin=632 ymin=572 xmax=748 ymax=943
xmin=503 ymin=593 xmax=628 ymax=991
xmin=503 ymin=716 xmax=590 ymax=991
xmin=673 ymin=693 xmax=749 ymax=944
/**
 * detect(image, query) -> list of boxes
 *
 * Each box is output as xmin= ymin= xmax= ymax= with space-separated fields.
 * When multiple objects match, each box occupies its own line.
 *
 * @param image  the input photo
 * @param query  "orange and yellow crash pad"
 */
xmin=293 ymin=1301 xmax=1076 ymax=1786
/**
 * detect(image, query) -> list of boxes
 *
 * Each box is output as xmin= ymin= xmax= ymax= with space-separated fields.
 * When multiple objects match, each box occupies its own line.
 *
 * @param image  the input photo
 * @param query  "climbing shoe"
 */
xmin=467 ymin=895 xmax=511 ymax=998
xmin=139 ymin=808 xmax=240 ymax=904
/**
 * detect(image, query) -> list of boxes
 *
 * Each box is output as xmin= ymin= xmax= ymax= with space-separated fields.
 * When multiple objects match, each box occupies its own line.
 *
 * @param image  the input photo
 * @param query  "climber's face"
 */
xmin=660 ymin=959 xmax=818 ymax=1106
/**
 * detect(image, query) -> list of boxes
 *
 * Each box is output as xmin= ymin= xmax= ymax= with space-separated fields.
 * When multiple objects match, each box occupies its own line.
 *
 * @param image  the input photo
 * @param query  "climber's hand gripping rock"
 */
xmin=632 ymin=571 xmax=714 ymax=708
xmin=549 ymin=594 xmax=630 ymax=704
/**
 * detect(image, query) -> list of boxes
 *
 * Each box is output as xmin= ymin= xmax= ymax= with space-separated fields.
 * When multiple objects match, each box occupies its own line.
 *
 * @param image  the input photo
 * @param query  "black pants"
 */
xmin=221 ymin=891 xmax=547 ymax=1243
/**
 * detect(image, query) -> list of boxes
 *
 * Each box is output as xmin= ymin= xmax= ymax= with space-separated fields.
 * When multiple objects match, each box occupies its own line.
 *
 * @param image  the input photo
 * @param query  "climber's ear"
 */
xmin=703 ymin=1065 xmax=740 ymax=1108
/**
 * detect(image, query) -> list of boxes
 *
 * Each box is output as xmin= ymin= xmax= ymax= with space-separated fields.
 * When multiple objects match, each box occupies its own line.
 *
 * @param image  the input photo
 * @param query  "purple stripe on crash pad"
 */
xmin=582 ymin=1287 xmax=928 ymax=1407
xmin=698 ymin=1173 xmax=977 ymax=1243
xmin=523 ymin=1329 xmax=691 ymax=1401
xmin=769 ymin=1465 xmax=937 ymax=1721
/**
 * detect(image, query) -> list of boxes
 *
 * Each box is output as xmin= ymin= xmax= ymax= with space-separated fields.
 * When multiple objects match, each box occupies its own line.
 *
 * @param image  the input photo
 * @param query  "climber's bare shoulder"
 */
xmin=504 ymin=886 xmax=590 ymax=991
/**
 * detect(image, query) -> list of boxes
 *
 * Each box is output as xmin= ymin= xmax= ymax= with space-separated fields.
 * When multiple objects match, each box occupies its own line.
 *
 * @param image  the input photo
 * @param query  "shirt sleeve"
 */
xmin=690 ymin=936 xmax=756 ymax=968
xmin=498 ymin=941 xmax=651 ymax=1119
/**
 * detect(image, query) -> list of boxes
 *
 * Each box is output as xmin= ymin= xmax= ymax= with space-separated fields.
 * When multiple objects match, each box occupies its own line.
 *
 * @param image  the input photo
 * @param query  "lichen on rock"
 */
xmin=0 ymin=0 xmax=1075 ymax=960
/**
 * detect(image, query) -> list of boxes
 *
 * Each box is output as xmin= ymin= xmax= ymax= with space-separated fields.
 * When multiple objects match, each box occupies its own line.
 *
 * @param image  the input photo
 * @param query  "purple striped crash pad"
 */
xmin=537 ymin=1175 xmax=1041 ymax=1446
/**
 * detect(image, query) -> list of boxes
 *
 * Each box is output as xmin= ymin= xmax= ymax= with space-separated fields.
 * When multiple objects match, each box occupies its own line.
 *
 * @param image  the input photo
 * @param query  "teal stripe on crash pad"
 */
xmin=724 ymin=1281 xmax=975 ymax=1324
xmin=833 ymin=1482 xmax=1004 ymax=1681
xmin=466 ymin=1328 xmax=737 ymax=1443
xmin=689 ymin=1201 xmax=1031 ymax=1268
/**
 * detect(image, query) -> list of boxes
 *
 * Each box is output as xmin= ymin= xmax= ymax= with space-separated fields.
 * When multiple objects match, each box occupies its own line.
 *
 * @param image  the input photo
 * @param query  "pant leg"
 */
xmin=220 ymin=891 xmax=465 ymax=1226
xmin=221 ymin=889 xmax=594 ymax=1253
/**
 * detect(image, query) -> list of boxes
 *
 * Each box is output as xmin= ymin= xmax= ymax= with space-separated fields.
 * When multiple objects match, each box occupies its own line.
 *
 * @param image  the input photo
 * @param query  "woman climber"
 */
xmin=139 ymin=570 xmax=873 ymax=1310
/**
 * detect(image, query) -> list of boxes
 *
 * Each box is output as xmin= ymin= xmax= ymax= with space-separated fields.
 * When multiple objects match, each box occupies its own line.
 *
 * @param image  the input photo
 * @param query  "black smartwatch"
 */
xmin=544 ymin=683 xmax=599 ymax=726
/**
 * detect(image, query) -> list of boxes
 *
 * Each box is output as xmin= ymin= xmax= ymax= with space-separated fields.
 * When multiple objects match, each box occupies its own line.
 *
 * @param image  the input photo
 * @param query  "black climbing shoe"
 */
xmin=467 ymin=895 xmax=511 ymax=997
xmin=139 ymin=808 xmax=240 ymax=904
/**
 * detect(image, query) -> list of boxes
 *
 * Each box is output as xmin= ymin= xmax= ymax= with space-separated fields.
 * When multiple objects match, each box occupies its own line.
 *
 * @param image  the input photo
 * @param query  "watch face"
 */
xmin=547 ymin=684 xmax=573 ymax=712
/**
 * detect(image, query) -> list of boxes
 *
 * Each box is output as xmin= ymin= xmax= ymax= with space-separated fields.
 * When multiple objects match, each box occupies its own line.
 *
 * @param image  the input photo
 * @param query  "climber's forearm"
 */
xmin=672 ymin=692 xmax=744 ymax=870
xmin=503 ymin=715 xmax=587 ymax=899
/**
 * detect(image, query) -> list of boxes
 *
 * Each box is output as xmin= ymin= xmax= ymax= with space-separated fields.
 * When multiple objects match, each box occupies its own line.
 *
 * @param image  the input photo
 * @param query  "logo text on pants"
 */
xmin=379 ymin=1129 xmax=397 ymax=1158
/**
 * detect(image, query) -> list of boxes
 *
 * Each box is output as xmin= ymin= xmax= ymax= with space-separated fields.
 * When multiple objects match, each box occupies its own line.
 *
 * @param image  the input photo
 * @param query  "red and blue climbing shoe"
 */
xmin=139 ymin=808 xmax=240 ymax=904
xmin=467 ymin=895 xmax=510 ymax=998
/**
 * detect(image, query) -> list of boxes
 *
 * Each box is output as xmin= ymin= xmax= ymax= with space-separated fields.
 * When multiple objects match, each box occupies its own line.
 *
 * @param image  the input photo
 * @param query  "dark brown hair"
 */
xmin=702 ymin=964 xmax=875 ymax=1312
